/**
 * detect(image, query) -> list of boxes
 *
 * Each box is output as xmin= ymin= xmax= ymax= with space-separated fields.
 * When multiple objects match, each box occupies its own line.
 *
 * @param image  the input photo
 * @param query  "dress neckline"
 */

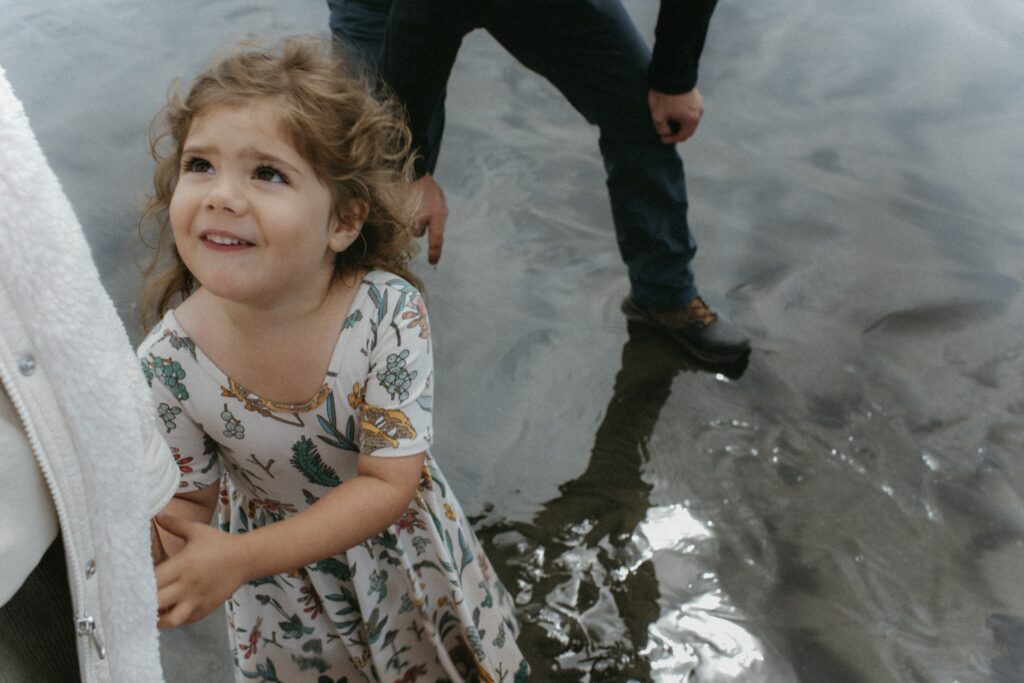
xmin=163 ymin=274 xmax=378 ymax=414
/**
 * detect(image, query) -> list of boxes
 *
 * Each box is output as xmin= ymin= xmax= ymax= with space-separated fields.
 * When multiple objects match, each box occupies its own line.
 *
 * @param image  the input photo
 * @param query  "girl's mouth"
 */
xmin=201 ymin=232 xmax=254 ymax=250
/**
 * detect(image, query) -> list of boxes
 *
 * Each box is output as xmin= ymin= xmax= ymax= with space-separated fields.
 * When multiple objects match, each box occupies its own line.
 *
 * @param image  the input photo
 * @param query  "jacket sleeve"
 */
xmin=647 ymin=0 xmax=719 ymax=94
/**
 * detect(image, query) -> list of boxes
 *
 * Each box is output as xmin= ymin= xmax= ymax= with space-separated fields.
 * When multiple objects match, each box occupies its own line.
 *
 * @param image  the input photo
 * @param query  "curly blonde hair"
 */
xmin=139 ymin=36 xmax=420 ymax=330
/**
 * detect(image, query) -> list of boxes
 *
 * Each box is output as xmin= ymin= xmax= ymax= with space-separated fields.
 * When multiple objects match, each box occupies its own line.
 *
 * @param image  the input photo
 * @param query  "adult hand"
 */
xmin=412 ymin=173 xmax=448 ymax=265
xmin=648 ymin=87 xmax=704 ymax=145
xmin=153 ymin=514 xmax=247 ymax=628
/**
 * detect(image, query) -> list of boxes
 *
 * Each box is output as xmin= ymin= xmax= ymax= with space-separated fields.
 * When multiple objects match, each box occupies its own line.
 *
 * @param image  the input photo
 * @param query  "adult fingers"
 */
xmin=651 ymin=111 xmax=672 ymax=138
xmin=427 ymin=214 xmax=446 ymax=265
xmin=658 ymin=117 xmax=700 ymax=145
xmin=413 ymin=215 xmax=428 ymax=238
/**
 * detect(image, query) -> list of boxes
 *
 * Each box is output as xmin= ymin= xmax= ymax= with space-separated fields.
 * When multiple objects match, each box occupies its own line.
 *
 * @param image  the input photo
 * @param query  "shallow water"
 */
xmin=3 ymin=0 xmax=1023 ymax=681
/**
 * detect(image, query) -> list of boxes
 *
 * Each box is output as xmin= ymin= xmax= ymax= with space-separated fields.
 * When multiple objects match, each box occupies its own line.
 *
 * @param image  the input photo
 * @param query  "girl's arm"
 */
xmin=153 ymin=451 xmax=425 ymax=628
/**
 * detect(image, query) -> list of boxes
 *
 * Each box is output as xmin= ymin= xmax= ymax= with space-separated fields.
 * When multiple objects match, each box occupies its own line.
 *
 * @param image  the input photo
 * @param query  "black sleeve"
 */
xmin=647 ymin=0 xmax=719 ymax=94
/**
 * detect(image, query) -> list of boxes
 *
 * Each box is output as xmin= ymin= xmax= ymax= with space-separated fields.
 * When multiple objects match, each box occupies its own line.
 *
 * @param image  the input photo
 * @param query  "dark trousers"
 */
xmin=0 ymin=536 xmax=81 ymax=682
xmin=329 ymin=0 xmax=699 ymax=310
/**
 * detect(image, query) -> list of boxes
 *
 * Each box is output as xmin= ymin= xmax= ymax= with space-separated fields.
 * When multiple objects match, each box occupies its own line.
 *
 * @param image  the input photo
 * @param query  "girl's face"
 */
xmin=169 ymin=99 xmax=359 ymax=308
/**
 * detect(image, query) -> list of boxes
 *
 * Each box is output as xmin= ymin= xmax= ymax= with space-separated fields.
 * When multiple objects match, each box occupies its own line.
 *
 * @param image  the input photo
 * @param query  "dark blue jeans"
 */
xmin=328 ymin=0 xmax=699 ymax=310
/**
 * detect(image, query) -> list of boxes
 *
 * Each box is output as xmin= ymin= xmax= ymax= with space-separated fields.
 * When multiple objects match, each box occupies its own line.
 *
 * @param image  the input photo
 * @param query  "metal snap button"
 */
xmin=85 ymin=560 xmax=96 ymax=578
xmin=18 ymin=354 xmax=36 ymax=376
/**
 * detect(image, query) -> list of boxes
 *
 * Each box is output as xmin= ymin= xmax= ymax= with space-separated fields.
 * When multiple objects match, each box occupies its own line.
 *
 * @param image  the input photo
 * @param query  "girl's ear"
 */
xmin=328 ymin=199 xmax=370 ymax=253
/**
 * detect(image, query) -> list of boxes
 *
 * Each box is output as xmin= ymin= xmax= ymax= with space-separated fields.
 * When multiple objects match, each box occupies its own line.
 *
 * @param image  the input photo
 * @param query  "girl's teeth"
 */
xmin=207 ymin=235 xmax=246 ymax=245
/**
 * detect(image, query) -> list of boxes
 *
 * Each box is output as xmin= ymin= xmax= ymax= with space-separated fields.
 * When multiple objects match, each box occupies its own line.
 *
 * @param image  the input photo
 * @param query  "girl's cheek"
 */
xmin=168 ymin=190 xmax=190 ymax=233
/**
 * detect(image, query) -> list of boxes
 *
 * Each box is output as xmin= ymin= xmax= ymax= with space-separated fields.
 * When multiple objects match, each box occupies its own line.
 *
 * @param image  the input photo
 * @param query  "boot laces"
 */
xmin=686 ymin=296 xmax=719 ymax=329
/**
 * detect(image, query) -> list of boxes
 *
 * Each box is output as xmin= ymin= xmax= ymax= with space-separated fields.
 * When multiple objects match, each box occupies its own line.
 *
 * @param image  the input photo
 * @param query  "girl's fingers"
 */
xmin=157 ymin=579 xmax=184 ymax=612
xmin=154 ymin=555 xmax=182 ymax=588
xmin=154 ymin=513 xmax=195 ymax=540
xmin=158 ymin=601 xmax=194 ymax=629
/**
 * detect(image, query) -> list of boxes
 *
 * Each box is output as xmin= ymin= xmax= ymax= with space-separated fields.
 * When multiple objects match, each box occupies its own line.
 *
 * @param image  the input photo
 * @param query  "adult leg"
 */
xmin=327 ymin=0 xmax=391 ymax=74
xmin=486 ymin=0 xmax=697 ymax=311
xmin=327 ymin=0 xmax=467 ymax=173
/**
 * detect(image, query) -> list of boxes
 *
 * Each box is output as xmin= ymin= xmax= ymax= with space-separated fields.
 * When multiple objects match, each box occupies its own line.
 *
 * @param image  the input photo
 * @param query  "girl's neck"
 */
xmin=174 ymin=270 xmax=367 ymax=405
xmin=193 ymin=270 xmax=363 ymax=338
xmin=212 ymin=285 xmax=333 ymax=337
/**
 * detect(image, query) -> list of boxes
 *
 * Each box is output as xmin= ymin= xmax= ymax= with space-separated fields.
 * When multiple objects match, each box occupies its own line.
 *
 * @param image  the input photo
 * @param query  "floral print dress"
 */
xmin=138 ymin=271 xmax=527 ymax=683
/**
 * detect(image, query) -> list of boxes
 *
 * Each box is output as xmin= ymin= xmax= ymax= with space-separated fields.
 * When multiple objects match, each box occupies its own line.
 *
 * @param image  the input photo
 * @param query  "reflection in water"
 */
xmin=479 ymin=325 xmax=771 ymax=680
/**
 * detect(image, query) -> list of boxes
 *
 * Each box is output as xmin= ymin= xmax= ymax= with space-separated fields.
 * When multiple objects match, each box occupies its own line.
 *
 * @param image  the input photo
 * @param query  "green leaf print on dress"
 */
xmin=239 ymin=657 xmax=283 ymax=682
xmin=166 ymin=329 xmax=197 ymax=360
xmin=145 ymin=355 xmax=189 ymax=401
xmin=325 ymin=586 xmax=362 ymax=636
xmin=376 ymin=349 xmax=418 ymax=402
xmin=342 ymin=309 xmax=362 ymax=330
xmin=281 ymin=613 xmax=315 ymax=640
xmin=370 ymin=530 xmax=404 ymax=567
xmin=313 ymin=558 xmax=353 ymax=582
xmin=221 ymin=404 xmax=245 ymax=439
xmin=256 ymin=593 xmax=315 ymax=642
xmin=460 ymin=529 xmax=476 ymax=576
xmin=368 ymin=569 xmax=388 ymax=602
xmin=384 ymin=277 xmax=418 ymax=307
xmin=366 ymin=283 xmax=387 ymax=322
xmin=366 ymin=283 xmax=388 ymax=350
xmin=291 ymin=652 xmax=330 ymax=673
xmin=290 ymin=436 xmax=341 ymax=487
xmin=200 ymin=434 xmax=221 ymax=474
xmin=364 ymin=607 xmax=389 ymax=645
xmin=317 ymin=391 xmax=358 ymax=452
xmin=140 ymin=358 xmax=154 ymax=387
xmin=158 ymin=402 xmax=181 ymax=433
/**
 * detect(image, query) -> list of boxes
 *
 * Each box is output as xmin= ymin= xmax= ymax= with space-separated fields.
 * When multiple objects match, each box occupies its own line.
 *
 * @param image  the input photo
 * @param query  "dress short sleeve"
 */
xmin=138 ymin=331 xmax=223 ymax=491
xmin=357 ymin=282 xmax=433 ymax=457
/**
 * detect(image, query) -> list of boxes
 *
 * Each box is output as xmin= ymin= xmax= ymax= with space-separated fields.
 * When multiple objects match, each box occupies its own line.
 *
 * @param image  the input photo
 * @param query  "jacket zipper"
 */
xmin=75 ymin=616 xmax=107 ymax=660
xmin=0 ymin=359 xmax=102 ymax=675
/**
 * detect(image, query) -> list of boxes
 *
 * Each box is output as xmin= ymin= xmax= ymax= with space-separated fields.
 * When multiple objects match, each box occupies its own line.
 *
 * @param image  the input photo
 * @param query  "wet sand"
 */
xmin=2 ymin=0 xmax=1022 ymax=680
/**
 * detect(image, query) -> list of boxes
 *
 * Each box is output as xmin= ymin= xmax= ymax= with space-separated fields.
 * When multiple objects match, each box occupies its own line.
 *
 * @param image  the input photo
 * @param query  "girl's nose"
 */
xmin=203 ymin=176 xmax=248 ymax=214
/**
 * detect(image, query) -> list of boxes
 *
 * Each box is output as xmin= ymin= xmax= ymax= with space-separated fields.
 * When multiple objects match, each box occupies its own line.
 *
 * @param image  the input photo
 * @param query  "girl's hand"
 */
xmin=153 ymin=513 xmax=248 ymax=628
xmin=150 ymin=518 xmax=168 ymax=565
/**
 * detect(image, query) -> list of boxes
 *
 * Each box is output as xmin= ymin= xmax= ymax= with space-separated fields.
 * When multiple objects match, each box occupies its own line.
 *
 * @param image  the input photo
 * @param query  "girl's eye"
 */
xmin=183 ymin=157 xmax=212 ymax=174
xmin=255 ymin=165 xmax=287 ymax=184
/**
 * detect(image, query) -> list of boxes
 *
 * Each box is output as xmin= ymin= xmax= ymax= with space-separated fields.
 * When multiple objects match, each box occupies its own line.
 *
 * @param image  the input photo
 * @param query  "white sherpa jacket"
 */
xmin=0 ymin=65 xmax=179 ymax=681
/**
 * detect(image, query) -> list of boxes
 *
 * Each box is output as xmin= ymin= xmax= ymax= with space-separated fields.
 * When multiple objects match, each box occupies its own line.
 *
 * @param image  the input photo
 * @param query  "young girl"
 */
xmin=137 ymin=37 xmax=527 ymax=682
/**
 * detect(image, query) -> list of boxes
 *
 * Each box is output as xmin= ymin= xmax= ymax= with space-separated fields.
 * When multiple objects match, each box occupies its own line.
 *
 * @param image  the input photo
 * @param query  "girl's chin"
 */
xmin=193 ymin=280 xmax=268 ymax=306
xmin=189 ymin=268 xmax=335 ymax=310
